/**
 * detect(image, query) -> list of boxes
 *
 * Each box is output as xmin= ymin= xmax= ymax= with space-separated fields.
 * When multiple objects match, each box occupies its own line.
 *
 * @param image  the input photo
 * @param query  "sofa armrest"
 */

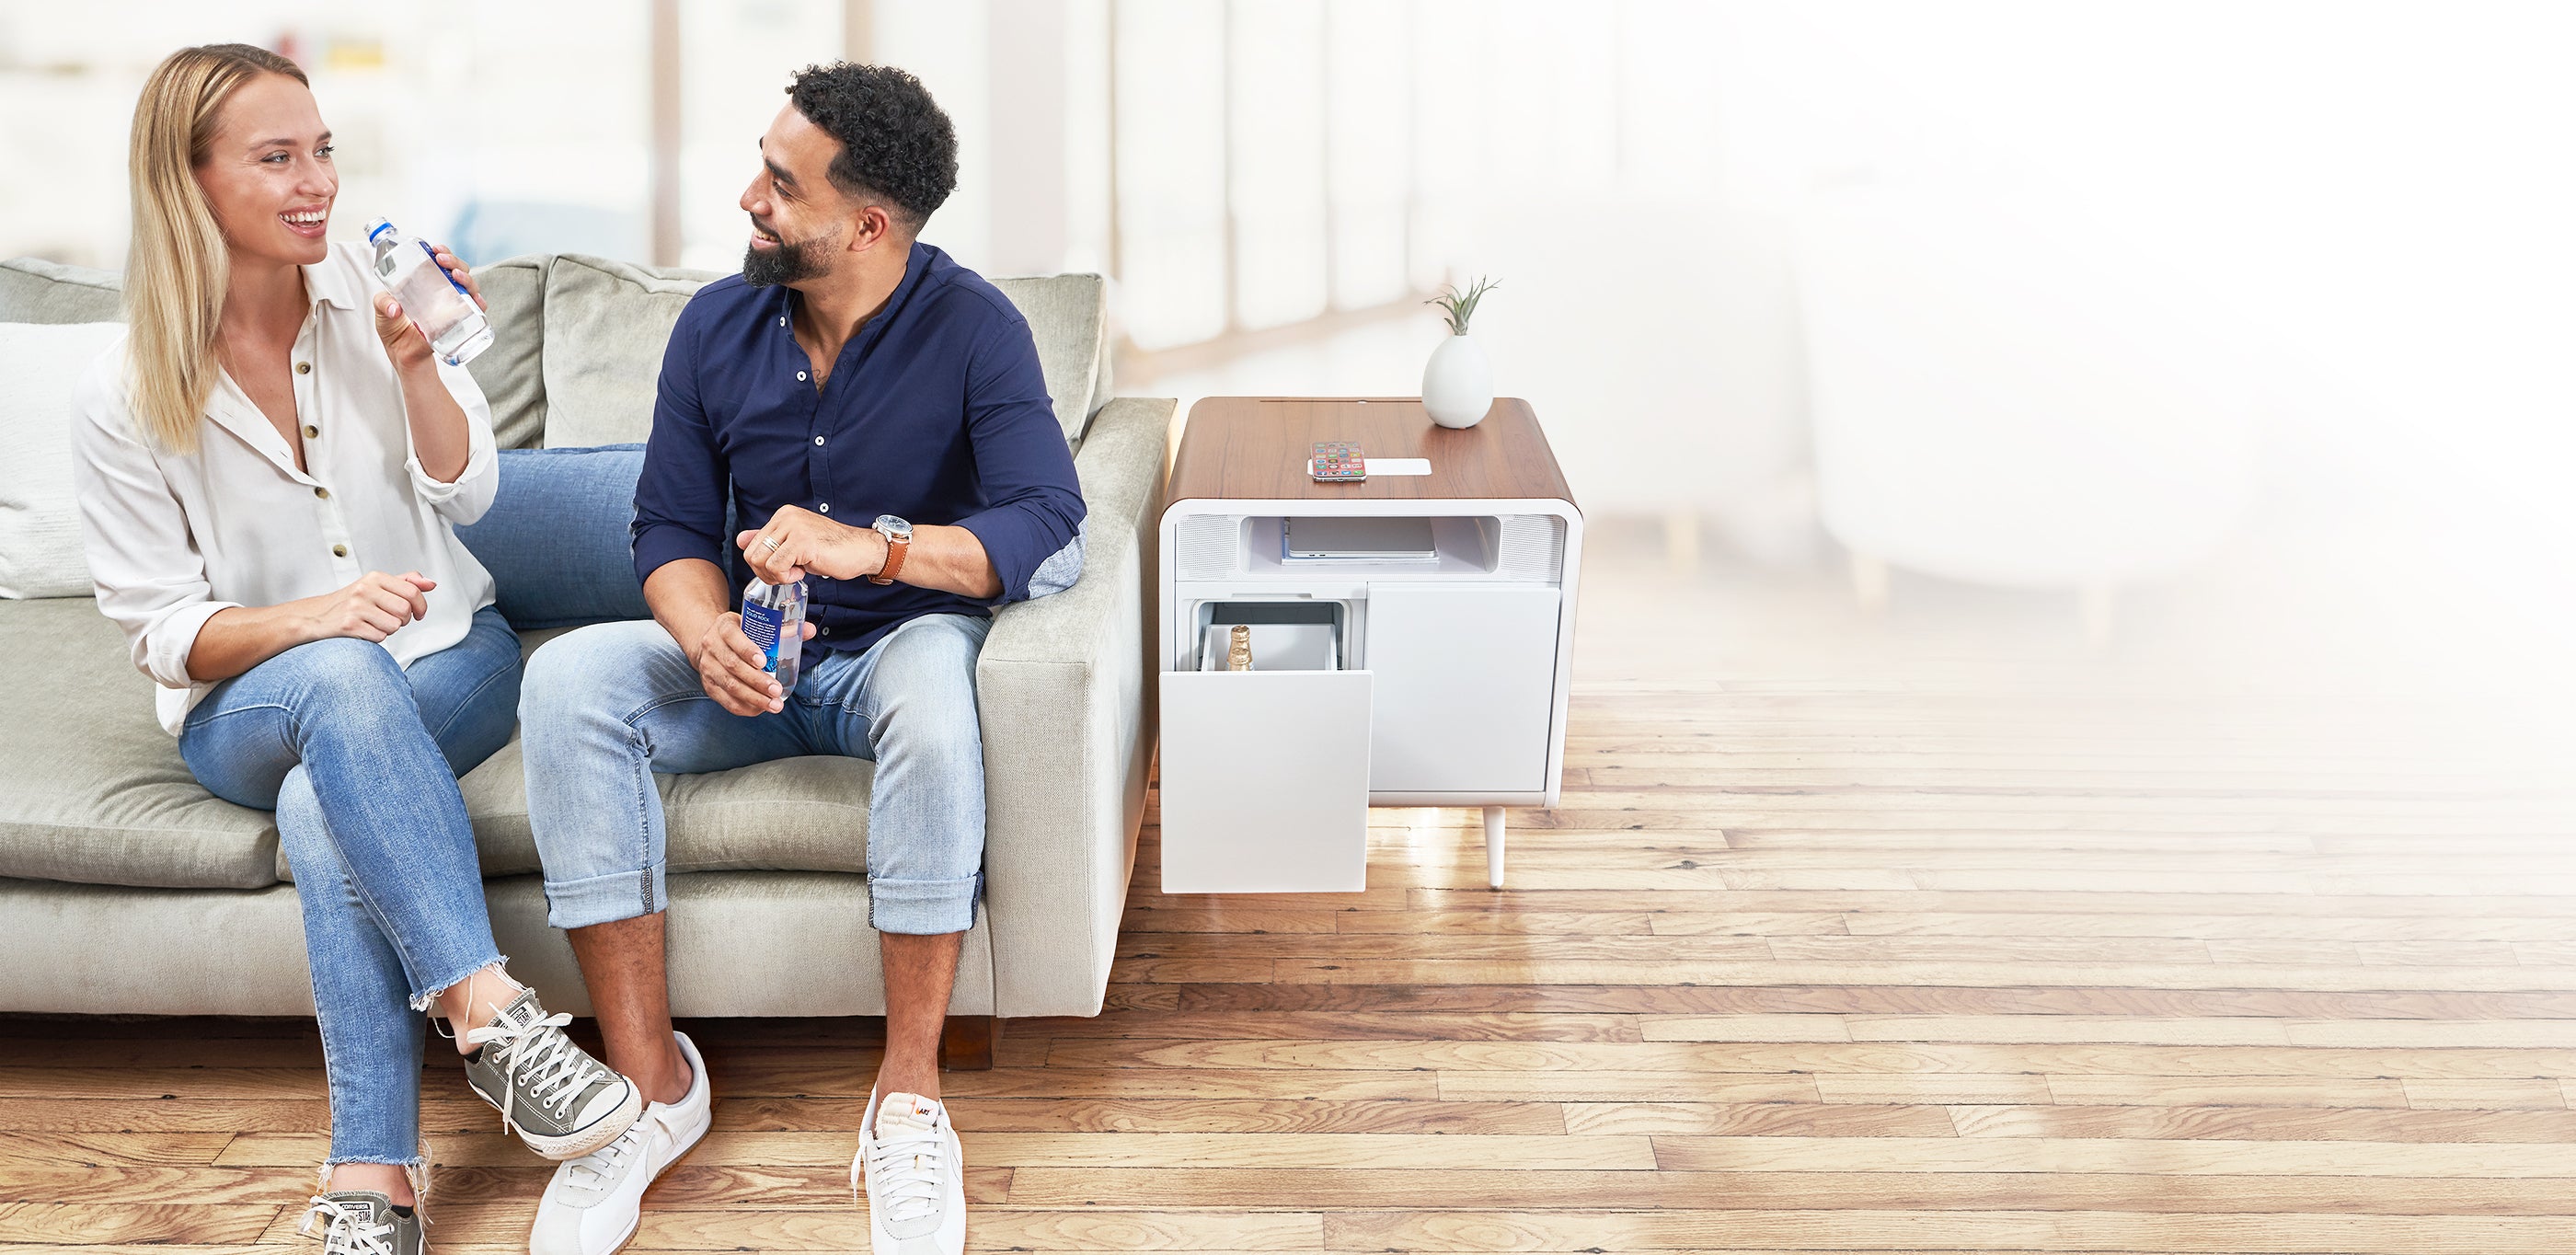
xmin=975 ymin=396 xmax=1171 ymax=1017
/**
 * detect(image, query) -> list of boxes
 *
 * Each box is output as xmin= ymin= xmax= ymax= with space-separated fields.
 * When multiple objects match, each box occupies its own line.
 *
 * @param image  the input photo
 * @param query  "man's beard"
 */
xmin=742 ymin=229 xmax=829 ymax=286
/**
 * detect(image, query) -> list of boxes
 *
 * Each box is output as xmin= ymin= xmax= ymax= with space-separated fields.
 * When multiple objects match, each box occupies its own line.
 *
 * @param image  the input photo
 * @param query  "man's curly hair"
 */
xmin=786 ymin=62 xmax=958 ymax=233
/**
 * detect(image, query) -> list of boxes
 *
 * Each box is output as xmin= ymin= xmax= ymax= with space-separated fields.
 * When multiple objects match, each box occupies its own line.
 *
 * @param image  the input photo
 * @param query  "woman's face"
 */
xmin=194 ymin=72 xmax=336 ymax=271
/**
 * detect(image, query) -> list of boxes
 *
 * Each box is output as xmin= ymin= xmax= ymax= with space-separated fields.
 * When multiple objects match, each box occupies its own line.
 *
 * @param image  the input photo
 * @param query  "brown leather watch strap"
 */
xmin=868 ymin=529 xmax=909 ymax=586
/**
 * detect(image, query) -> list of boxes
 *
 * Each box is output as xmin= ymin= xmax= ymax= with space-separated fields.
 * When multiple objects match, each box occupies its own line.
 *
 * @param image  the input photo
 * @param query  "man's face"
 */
xmin=739 ymin=103 xmax=845 ymax=286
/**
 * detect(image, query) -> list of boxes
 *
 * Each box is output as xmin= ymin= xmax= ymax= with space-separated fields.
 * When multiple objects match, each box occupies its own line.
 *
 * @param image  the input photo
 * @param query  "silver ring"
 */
xmin=760 ymin=535 xmax=782 ymax=552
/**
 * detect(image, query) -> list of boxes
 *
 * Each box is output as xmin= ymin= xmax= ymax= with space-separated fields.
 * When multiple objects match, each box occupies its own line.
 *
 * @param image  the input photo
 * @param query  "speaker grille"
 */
xmin=1496 ymin=515 xmax=1566 ymax=581
xmin=1178 ymin=514 xmax=1245 ymax=581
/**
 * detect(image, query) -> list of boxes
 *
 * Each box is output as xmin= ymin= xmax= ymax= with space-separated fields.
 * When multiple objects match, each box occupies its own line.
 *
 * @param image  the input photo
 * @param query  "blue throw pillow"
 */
xmin=455 ymin=444 xmax=654 ymax=630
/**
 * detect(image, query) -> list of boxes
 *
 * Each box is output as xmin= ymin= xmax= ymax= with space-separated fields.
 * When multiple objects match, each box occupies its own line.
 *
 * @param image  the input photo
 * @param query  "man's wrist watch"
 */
xmin=868 ymin=514 xmax=913 ymax=585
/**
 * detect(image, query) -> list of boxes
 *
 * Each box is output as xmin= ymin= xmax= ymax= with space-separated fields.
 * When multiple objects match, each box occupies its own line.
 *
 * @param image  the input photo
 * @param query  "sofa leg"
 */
xmin=939 ymin=1015 xmax=998 ymax=1071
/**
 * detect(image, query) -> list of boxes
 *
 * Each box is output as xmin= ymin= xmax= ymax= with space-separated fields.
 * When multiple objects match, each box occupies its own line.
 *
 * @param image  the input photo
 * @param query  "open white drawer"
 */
xmin=1159 ymin=668 xmax=1374 ymax=893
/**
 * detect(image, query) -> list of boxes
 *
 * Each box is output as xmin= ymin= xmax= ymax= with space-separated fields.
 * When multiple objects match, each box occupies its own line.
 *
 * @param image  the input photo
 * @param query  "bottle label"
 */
xmin=418 ymin=240 xmax=470 ymax=295
xmin=741 ymin=599 xmax=788 ymax=674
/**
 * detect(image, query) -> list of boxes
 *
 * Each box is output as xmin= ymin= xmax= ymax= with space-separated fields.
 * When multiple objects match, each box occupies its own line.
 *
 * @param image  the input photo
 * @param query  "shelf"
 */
xmin=1237 ymin=515 xmax=1498 ymax=579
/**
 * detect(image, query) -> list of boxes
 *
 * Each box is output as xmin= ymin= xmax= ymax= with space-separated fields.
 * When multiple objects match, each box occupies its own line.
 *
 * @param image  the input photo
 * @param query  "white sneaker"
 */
xmin=529 ymin=1031 xmax=712 ymax=1255
xmin=853 ymin=1088 xmax=965 ymax=1255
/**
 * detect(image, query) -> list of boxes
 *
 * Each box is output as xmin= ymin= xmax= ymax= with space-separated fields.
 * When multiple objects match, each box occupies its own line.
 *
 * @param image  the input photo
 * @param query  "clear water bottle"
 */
xmin=363 ymin=217 xmax=495 ymax=367
xmin=739 ymin=576 xmax=808 ymax=694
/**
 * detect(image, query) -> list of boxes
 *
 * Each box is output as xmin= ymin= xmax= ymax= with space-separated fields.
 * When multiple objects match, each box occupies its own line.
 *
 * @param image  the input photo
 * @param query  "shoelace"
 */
xmin=300 ymin=1196 xmax=396 ymax=1255
xmin=858 ymin=1111 xmax=947 ymax=1224
xmin=564 ymin=1118 xmax=648 ymax=1190
xmin=466 ymin=1010 xmax=596 ymax=1134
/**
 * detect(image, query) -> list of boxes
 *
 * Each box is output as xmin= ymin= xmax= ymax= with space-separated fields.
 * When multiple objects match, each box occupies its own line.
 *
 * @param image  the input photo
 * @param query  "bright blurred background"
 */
xmin=6 ymin=0 xmax=2572 ymax=728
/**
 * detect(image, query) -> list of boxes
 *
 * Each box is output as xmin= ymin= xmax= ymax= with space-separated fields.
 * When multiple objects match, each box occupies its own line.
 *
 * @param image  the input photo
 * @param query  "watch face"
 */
xmin=874 ymin=514 xmax=912 ymax=540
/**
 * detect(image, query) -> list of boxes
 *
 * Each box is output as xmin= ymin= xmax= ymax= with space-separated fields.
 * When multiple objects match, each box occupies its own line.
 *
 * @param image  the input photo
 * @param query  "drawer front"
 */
xmin=1158 ymin=669 xmax=1375 ymax=893
xmin=1364 ymin=584 xmax=1562 ymax=795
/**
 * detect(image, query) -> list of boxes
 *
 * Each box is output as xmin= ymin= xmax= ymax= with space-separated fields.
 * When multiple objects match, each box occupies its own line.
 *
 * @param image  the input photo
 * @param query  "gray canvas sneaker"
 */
xmin=461 ymin=989 xmax=642 ymax=1161
xmin=301 ymin=1191 xmax=424 ymax=1255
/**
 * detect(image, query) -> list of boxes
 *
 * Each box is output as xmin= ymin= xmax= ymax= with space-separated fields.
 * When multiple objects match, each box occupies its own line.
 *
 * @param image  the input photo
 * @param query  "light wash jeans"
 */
xmin=178 ymin=605 xmax=521 ymax=1169
xmin=518 ymin=613 xmax=991 ymax=936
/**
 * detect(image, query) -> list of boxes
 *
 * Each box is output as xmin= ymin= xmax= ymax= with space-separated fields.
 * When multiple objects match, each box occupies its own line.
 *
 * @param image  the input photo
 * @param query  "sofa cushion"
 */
xmin=454 ymin=445 xmax=652 ymax=628
xmin=988 ymin=273 xmax=1109 ymax=443
xmin=540 ymin=255 xmax=719 ymax=448
xmin=276 ymin=735 xmax=876 ymax=883
xmin=0 ymin=321 xmax=123 ymax=598
xmin=0 ymin=258 xmax=121 ymax=325
xmin=465 ymin=254 xmax=550 ymax=451
xmin=0 ymin=598 xmax=280 ymax=889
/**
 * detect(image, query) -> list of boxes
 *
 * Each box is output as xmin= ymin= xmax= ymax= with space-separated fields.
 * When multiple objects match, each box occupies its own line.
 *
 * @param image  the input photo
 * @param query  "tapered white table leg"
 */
xmin=1483 ymin=806 xmax=1506 ymax=890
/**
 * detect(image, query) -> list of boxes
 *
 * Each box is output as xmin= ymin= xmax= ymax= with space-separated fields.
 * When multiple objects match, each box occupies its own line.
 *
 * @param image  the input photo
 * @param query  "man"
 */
xmin=514 ymin=62 xmax=1084 ymax=1255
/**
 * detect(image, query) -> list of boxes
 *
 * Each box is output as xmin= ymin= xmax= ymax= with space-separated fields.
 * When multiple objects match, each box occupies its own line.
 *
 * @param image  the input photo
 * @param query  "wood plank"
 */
xmin=1003 ymin=1167 xmax=2576 ymax=1213
xmin=1945 ymin=1103 xmax=2576 ymax=1143
xmin=0 ymin=1203 xmax=281 ymax=1245
xmin=1645 ymin=1134 xmax=2576 ymax=1176
xmin=1319 ymin=1209 xmax=2576 ymax=1252
xmin=959 ymin=1132 xmax=1656 ymax=1170
xmin=1043 ymin=1037 xmax=2576 ymax=1081
xmin=1554 ymin=1102 xmax=1957 ymax=1137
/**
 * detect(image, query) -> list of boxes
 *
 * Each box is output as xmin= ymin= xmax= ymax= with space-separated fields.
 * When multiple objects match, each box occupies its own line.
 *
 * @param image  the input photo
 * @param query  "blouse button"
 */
xmin=314 ymin=486 xmax=329 ymax=500
xmin=295 ymin=362 xmax=311 ymax=375
xmin=814 ymin=435 xmax=826 ymax=445
xmin=818 ymin=503 xmax=830 ymax=514
xmin=796 ymin=371 xmax=808 ymax=382
xmin=304 ymin=424 xmax=319 ymax=439
xmin=331 ymin=544 xmax=348 ymax=558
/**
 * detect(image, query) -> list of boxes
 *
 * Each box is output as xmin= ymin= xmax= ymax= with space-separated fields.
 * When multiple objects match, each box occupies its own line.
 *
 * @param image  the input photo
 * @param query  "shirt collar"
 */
xmin=300 ymin=248 xmax=367 ymax=312
xmin=775 ymin=240 xmax=938 ymax=336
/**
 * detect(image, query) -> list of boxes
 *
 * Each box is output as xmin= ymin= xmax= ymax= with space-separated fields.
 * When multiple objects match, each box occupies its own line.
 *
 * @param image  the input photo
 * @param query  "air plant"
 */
xmin=1427 ymin=276 xmax=1499 ymax=336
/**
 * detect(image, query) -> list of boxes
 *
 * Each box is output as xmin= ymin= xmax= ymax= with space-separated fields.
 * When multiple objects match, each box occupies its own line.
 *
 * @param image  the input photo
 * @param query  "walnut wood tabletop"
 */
xmin=1169 ymin=397 xmax=1576 ymax=508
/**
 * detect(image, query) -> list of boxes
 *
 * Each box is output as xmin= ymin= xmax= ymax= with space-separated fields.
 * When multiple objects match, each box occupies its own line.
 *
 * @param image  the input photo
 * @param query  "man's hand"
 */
xmin=690 ymin=609 xmax=817 ymax=715
xmin=737 ymin=505 xmax=886 ymax=584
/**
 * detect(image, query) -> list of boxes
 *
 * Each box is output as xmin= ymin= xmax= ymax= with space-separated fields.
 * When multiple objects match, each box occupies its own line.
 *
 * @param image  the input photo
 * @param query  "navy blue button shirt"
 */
xmin=632 ymin=241 xmax=1086 ymax=655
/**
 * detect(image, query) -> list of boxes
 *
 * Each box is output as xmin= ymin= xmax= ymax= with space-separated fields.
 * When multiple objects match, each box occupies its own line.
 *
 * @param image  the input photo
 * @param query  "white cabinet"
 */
xmin=1156 ymin=397 xmax=1583 ymax=891
xmin=1158 ymin=669 xmax=1374 ymax=893
xmin=1363 ymin=584 xmax=1562 ymax=795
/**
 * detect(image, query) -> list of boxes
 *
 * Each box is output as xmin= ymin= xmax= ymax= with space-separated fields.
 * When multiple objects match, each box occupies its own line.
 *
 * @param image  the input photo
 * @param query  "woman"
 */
xmin=70 ymin=43 xmax=638 ymax=1254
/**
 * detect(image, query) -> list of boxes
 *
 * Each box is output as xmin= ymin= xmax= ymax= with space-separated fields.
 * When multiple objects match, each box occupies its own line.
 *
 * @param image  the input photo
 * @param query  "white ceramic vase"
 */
xmin=1421 ymin=332 xmax=1493 ymax=429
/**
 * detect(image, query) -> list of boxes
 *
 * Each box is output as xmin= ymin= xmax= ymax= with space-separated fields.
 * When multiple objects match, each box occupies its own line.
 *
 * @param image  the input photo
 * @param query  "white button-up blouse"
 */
xmin=71 ymin=242 xmax=500 ymax=736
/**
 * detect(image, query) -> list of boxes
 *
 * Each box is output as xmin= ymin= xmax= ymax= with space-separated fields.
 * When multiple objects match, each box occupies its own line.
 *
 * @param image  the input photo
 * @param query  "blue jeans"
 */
xmin=178 ymin=605 xmax=521 ymax=1169
xmin=518 ymin=614 xmax=991 ymax=935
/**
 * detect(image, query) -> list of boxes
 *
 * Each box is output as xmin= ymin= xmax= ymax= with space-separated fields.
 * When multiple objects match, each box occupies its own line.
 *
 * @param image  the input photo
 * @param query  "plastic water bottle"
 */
xmin=363 ymin=217 xmax=495 ymax=367
xmin=740 ymin=576 xmax=808 ymax=694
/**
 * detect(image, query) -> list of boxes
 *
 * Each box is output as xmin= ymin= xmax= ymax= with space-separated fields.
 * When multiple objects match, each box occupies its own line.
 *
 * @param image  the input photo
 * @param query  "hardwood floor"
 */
xmin=6 ymin=519 xmax=2574 ymax=1252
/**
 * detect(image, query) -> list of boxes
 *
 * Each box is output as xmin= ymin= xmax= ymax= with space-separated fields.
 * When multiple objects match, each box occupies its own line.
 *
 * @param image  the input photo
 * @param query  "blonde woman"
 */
xmin=69 ymin=43 xmax=639 ymax=1255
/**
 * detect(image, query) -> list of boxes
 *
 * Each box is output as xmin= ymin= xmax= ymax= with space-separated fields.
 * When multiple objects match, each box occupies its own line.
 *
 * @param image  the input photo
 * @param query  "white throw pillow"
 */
xmin=0 ymin=322 xmax=123 ymax=598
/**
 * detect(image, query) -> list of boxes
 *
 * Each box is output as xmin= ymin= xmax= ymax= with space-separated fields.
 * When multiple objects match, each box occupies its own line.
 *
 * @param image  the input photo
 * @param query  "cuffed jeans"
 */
xmin=519 ymin=613 xmax=991 ymax=936
xmin=178 ymin=605 xmax=521 ymax=1169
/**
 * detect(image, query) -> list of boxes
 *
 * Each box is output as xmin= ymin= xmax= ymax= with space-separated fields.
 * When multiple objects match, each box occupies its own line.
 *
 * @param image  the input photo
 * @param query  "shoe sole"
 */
xmin=506 ymin=1083 xmax=647 ymax=1163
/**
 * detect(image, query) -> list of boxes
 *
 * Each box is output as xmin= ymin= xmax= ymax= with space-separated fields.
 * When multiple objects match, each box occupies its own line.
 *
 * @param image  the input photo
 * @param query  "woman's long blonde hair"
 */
xmin=123 ymin=43 xmax=307 ymax=455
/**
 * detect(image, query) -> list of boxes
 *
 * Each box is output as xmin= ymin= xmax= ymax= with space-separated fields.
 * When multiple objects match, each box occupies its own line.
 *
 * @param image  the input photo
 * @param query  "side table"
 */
xmin=1156 ymin=397 xmax=1584 ymax=892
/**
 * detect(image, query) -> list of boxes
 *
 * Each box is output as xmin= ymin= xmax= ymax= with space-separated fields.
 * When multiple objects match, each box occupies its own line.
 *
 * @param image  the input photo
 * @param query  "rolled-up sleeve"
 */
xmin=631 ymin=304 xmax=730 ymax=586
xmin=69 ymin=363 xmax=239 ymax=689
xmin=951 ymin=317 xmax=1086 ymax=604
xmin=406 ymin=356 xmax=500 ymax=524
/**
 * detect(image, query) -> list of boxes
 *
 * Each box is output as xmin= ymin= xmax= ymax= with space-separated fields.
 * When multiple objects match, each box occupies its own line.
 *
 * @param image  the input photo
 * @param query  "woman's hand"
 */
xmin=304 ymin=570 xmax=437 ymax=643
xmin=371 ymin=246 xmax=483 ymax=369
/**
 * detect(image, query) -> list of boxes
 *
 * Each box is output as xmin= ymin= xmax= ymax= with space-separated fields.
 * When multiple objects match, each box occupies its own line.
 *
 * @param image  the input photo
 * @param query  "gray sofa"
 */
xmin=0 ymin=253 xmax=1167 ymax=1046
